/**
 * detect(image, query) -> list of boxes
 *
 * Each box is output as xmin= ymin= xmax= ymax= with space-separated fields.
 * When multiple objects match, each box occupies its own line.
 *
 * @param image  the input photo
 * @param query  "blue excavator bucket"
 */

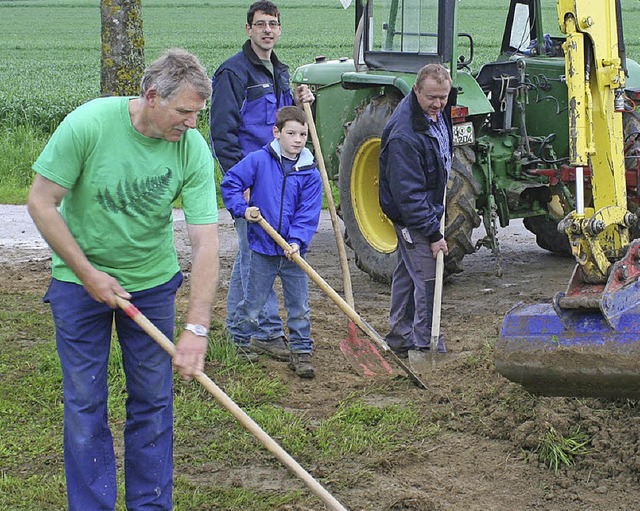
xmin=495 ymin=242 xmax=640 ymax=398
xmin=496 ymin=301 xmax=640 ymax=398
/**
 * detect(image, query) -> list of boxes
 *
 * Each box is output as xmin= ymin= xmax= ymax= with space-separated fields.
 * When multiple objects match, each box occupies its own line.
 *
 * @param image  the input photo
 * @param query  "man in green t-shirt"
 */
xmin=27 ymin=48 xmax=219 ymax=511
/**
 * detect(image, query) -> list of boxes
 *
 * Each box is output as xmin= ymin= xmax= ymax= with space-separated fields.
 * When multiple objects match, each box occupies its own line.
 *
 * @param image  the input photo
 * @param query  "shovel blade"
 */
xmin=339 ymin=322 xmax=394 ymax=377
xmin=407 ymin=350 xmax=459 ymax=377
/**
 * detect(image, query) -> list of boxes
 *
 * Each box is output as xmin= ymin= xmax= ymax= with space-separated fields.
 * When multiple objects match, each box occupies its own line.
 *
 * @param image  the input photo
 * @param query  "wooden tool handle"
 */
xmin=303 ymin=102 xmax=354 ymax=307
xmin=256 ymin=216 xmax=428 ymax=389
xmin=255 ymin=217 xmax=386 ymax=348
xmin=114 ymin=296 xmax=349 ymax=511
xmin=430 ymin=195 xmax=446 ymax=345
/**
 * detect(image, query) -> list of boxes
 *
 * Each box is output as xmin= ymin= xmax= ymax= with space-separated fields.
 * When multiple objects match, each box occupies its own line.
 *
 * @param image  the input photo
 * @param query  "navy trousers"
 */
xmin=44 ymin=272 xmax=182 ymax=511
xmin=385 ymin=225 xmax=439 ymax=352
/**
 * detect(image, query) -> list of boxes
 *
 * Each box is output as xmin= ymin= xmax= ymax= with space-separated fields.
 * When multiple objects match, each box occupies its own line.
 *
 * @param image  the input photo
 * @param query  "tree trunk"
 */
xmin=100 ymin=0 xmax=144 ymax=96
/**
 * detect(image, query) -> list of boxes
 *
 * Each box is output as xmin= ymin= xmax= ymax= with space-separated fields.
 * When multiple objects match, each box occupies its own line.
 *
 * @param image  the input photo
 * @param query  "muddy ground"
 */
xmin=3 ymin=206 xmax=640 ymax=510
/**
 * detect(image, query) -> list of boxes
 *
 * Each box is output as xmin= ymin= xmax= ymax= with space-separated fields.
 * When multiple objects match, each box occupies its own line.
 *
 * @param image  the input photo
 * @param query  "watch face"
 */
xmin=186 ymin=324 xmax=208 ymax=336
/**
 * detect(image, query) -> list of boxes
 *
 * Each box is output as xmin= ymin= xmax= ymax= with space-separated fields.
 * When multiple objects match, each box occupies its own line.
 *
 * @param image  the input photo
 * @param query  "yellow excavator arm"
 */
xmin=496 ymin=0 xmax=640 ymax=398
xmin=557 ymin=0 xmax=635 ymax=283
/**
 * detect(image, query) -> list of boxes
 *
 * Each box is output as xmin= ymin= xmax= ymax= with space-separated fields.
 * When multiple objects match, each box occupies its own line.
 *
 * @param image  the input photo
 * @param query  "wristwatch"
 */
xmin=184 ymin=323 xmax=209 ymax=337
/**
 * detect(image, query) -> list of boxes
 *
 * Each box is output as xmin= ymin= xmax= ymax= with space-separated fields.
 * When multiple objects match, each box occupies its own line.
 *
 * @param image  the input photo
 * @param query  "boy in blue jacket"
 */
xmin=221 ymin=106 xmax=323 ymax=378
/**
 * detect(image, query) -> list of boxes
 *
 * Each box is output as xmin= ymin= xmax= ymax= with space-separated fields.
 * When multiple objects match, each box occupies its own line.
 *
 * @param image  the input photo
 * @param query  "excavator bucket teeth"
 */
xmin=495 ymin=302 xmax=640 ymax=398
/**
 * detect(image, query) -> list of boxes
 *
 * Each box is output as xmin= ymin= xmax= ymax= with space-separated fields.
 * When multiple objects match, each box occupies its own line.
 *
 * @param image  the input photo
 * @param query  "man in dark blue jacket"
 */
xmin=378 ymin=63 xmax=453 ymax=358
xmin=210 ymin=1 xmax=313 ymax=361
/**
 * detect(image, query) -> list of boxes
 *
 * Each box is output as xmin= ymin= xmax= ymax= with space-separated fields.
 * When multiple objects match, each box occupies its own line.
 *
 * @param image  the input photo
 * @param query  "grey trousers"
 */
xmin=385 ymin=225 xmax=443 ymax=352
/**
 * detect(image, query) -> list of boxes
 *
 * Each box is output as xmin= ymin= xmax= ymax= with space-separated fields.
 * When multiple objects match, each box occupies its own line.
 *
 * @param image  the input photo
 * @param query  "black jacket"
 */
xmin=378 ymin=90 xmax=453 ymax=242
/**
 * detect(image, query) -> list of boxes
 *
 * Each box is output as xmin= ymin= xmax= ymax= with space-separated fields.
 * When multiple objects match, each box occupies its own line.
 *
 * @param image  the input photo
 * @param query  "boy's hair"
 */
xmin=275 ymin=106 xmax=307 ymax=130
xmin=247 ymin=1 xmax=280 ymax=24
xmin=140 ymin=48 xmax=211 ymax=100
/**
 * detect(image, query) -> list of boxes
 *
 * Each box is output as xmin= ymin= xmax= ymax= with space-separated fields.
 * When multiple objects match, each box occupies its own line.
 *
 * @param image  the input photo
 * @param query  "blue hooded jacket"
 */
xmin=378 ymin=90 xmax=453 ymax=243
xmin=220 ymin=141 xmax=323 ymax=256
xmin=210 ymin=40 xmax=294 ymax=173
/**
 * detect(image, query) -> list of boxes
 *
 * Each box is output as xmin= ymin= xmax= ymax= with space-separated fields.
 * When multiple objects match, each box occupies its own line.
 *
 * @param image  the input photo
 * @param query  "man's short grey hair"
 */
xmin=415 ymin=63 xmax=452 ymax=88
xmin=140 ymin=48 xmax=212 ymax=100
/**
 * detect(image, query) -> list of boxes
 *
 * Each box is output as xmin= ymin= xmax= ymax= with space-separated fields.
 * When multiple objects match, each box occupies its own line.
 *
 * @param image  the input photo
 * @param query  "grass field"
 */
xmin=0 ymin=0 xmax=355 ymax=132
xmin=1 ymin=0 xmax=640 ymax=202
xmin=0 ymin=0 xmax=355 ymax=201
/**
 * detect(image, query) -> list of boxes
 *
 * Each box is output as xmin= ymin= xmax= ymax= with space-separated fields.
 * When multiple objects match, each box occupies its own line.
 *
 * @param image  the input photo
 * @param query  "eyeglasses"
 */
xmin=252 ymin=20 xmax=280 ymax=29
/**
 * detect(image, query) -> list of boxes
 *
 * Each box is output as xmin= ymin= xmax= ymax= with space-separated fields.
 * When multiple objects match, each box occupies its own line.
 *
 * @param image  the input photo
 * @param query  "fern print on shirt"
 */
xmin=96 ymin=168 xmax=173 ymax=217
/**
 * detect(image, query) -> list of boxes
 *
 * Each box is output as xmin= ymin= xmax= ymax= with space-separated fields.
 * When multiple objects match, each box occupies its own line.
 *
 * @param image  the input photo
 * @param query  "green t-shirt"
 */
xmin=33 ymin=96 xmax=218 ymax=292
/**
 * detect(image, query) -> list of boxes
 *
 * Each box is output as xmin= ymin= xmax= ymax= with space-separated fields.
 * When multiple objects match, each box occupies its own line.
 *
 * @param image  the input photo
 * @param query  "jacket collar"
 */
xmin=242 ymin=39 xmax=288 ymax=72
xmin=409 ymin=89 xmax=433 ymax=134
xmin=268 ymin=140 xmax=316 ymax=170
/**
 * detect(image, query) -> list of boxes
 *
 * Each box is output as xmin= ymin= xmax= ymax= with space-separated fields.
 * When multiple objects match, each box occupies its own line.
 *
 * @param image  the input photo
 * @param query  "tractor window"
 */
xmin=372 ymin=0 xmax=439 ymax=54
xmin=500 ymin=0 xmax=564 ymax=57
xmin=509 ymin=2 xmax=531 ymax=53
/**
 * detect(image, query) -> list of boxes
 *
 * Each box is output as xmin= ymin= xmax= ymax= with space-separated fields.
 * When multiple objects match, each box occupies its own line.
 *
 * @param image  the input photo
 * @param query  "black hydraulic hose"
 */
xmin=585 ymin=37 xmax=593 ymax=81
xmin=615 ymin=0 xmax=628 ymax=76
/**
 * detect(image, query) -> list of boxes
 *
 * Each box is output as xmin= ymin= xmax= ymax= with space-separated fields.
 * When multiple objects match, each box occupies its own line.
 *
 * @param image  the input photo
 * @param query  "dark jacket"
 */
xmin=378 ymin=90 xmax=453 ymax=242
xmin=210 ymin=40 xmax=294 ymax=173
xmin=220 ymin=141 xmax=322 ymax=256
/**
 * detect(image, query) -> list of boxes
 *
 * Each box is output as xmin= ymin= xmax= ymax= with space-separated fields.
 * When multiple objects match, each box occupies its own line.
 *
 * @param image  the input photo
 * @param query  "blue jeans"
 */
xmin=226 ymin=218 xmax=284 ymax=340
xmin=44 ymin=272 xmax=183 ymax=511
xmin=229 ymin=251 xmax=313 ymax=353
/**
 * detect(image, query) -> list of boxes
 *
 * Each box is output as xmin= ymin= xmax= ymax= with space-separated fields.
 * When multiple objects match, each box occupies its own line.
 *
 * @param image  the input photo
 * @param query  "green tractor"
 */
xmin=291 ymin=0 xmax=640 ymax=283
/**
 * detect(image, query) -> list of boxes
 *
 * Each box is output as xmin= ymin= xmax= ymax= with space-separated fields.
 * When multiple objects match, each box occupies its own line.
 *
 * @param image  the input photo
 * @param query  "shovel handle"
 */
xmin=430 ymin=194 xmax=446 ymax=345
xmin=303 ymin=102 xmax=355 ymax=308
xmin=114 ymin=296 xmax=349 ymax=511
xmin=254 ymin=215 xmax=428 ymax=390
xmin=430 ymin=251 xmax=444 ymax=345
xmin=254 ymin=215 xmax=387 ymax=349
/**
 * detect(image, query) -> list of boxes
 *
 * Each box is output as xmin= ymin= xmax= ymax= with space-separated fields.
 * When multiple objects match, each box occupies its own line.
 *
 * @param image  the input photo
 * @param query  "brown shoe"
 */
xmin=288 ymin=352 xmax=315 ymax=379
xmin=250 ymin=336 xmax=289 ymax=361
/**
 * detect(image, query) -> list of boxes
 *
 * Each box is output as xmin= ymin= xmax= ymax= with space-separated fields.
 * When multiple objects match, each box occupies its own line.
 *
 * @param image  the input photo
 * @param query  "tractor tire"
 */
xmin=339 ymin=95 xmax=400 ymax=284
xmin=623 ymin=109 xmax=640 ymax=171
xmin=444 ymin=145 xmax=482 ymax=275
xmin=338 ymin=95 xmax=481 ymax=283
xmin=623 ymin=110 xmax=640 ymax=239
xmin=523 ymin=215 xmax=572 ymax=254
xmin=523 ymin=110 xmax=640 ymax=253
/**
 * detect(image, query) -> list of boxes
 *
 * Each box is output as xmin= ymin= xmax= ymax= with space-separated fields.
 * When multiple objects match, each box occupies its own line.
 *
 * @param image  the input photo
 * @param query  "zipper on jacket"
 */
xmin=277 ymin=159 xmax=292 ymax=232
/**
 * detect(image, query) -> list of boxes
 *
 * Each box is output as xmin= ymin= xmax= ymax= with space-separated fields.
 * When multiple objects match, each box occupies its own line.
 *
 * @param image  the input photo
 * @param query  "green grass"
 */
xmin=0 ymin=126 xmax=48 ymax=204
xmin=2 ymin=0 xmax=640 ymax=203
xmin=535 ymin=425 xmax=591 ymax=473
xmin=0 ymin=289 xmax=434 ymax=510
xmin=0 ymin=0 xmax=354 ymax=133
xmin=0 ymin=0 xmax=355 ymax=203
xmin=315 ymin=396 xmax=438 ymax=458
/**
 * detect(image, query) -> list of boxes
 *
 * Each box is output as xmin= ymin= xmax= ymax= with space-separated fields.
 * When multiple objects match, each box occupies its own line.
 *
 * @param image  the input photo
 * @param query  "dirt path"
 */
xmin=2 ymin=205 xmax=639 ymax=510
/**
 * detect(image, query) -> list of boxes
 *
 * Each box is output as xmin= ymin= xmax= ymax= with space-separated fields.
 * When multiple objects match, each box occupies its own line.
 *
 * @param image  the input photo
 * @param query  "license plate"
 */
xmin=453 ymin=121 xmax=475 ymax=146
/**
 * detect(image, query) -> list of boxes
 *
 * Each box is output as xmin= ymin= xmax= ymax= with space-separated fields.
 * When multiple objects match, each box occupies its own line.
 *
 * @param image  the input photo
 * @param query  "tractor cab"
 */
xmin=354 ymin=0 xmax=465 ymax=75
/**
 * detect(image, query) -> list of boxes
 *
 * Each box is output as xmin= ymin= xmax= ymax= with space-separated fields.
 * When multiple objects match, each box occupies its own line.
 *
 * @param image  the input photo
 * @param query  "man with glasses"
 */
xmin=210 ymin=0 xmax=313 ymax=362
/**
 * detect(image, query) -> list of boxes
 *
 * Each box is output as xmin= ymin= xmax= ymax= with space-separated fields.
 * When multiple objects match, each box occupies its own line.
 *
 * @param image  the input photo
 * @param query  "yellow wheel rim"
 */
xmin=350 ymin=137 xmax=397 ymax=253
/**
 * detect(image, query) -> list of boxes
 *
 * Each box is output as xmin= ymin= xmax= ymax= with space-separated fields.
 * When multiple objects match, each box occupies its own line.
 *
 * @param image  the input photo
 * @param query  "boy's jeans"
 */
xmin=44 ymin=272 xmax=182 ymax=511
xmin=226 ymin=217 xmax=285 ymax=341
xmin=229 ymin=250 xmax=313 ymax=353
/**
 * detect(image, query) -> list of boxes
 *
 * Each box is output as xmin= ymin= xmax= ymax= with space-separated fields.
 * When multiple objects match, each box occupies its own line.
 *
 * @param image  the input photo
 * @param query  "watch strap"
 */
xmin=184 ymin=323 xmax=209 ymax=337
